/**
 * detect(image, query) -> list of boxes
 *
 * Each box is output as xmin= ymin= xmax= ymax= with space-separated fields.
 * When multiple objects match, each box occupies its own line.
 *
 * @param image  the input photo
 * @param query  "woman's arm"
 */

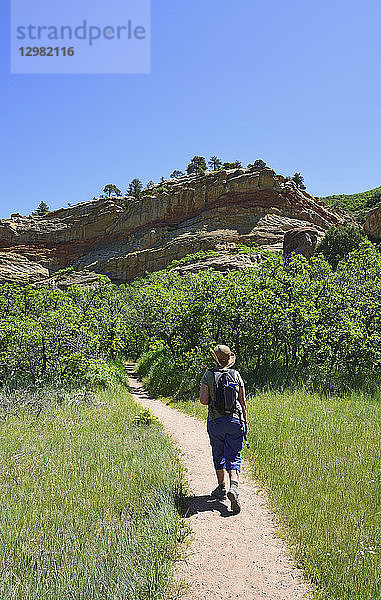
xmin=238 ymin=385 xmax=248 ymax=432
xmin=199 ymin=383 xmax=210 ymax=405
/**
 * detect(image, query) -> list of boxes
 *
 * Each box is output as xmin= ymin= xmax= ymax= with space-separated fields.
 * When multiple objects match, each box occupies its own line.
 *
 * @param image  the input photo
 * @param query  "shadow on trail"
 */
xmin=184 ymin=495 xmax=235 ymax=518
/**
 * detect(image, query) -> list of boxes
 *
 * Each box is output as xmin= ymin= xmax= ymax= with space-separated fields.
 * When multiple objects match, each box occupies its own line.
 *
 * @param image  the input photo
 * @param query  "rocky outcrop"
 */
xmin=364 ymin=202 xmax=381 ymax=240
xmin=33 ymin=270 xmax=103 ymax=290
xmin=283 ymin=227 xmax=319 ymax=261
xmin=0 ymin=168 xmax=344 ymax=284
xmin=169 ymin=251 xmax=262 ymax=275
xmin=0 ymin=252 xmax=49 ymax=284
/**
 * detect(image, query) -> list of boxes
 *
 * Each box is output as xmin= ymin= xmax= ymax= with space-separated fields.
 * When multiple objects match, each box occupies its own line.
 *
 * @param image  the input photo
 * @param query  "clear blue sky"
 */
xmin=1 ymin=0 xmax=380 ymax=218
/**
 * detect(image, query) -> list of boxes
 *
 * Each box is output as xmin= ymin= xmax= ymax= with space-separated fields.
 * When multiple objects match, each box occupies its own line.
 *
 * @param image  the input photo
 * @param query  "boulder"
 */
xmin=283 ymin=227 xmax=320 ymax=261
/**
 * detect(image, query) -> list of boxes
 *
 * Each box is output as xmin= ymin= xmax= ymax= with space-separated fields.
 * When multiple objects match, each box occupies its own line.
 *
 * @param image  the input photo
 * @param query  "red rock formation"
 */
xmin=0 ymin=168 xmax=344 ymax=284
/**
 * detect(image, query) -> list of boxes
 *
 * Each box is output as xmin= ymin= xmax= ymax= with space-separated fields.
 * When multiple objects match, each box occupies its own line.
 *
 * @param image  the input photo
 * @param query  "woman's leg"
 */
xmin=224 ymin=420 xmax=244 ymax=513
xmin=207 ymin=418 xmax=227 ymax=497
xmin=216 ymin=469 xmax=226 ymax=485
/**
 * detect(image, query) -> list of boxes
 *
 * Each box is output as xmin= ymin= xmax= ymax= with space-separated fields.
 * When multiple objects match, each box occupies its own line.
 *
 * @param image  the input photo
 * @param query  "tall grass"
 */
xmin=0 ymin=386 xmax=185 ymax=599
xmin=172 ymin=389 xmax=380 ymax=600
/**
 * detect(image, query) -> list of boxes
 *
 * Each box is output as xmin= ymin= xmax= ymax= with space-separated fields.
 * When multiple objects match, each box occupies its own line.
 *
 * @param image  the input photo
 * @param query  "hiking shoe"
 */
xmin=210 ymin=485 xmax=227 ymax=501
xmin=227 ymin=487 xmax=241 ymax=513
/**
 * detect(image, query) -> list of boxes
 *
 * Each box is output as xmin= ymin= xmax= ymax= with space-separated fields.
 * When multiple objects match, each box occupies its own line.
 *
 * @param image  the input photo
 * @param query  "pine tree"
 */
xmin=170 ymin=170 xmax=184 ymax=178
xmin=103 ymin=184 xmax=122 ymax=197
xmin=292 ymin=173 xmax=306 ymax=190
xmin=34 ymin=201 xmax=50 ymax=216
xmin=254 ymin=159 xmax=266 ymax=169
xmin=186 ymin=156 xmax=207 ymax=175
xmin=223 ymin=160 xmax=242 ymax=170
xmin=128 ymin=179 xmax=143 ymax=200
xmin=208 ymin=156 xmax=222 ymax=171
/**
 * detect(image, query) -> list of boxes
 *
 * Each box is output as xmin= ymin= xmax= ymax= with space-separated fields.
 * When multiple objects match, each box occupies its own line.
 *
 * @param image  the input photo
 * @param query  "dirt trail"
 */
xmin=126 ymin=365 xmax=312 ymax=600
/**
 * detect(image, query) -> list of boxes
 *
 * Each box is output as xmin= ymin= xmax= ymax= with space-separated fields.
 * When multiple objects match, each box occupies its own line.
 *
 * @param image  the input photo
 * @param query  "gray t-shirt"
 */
xmin=201 ymin=367 xmax=245 ymax=422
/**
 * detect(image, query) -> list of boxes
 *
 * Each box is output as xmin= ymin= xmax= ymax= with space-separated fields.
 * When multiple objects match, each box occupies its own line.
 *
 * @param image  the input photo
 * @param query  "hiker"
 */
xmin=199 ymin=344 xmax=248 ymax=514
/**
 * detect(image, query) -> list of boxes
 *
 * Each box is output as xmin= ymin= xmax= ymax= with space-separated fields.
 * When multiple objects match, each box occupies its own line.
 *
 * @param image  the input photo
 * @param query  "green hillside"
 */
xmin=319 ymin=185 xmax=381 ymax=221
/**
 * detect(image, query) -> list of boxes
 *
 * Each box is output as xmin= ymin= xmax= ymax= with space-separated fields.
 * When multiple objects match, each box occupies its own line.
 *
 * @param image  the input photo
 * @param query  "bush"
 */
xmin=316 ymin=224 xmax=364 ymax=268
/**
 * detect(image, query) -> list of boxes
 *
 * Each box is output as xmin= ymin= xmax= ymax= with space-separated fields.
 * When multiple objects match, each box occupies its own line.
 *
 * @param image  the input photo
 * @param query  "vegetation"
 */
xmin=103 ymin=184 xmax=122 ymax=198
xmin=0 ymin=385 xmax=186 ymax=599
xmin=128 ymin=178 xmax=143 ymax=200
xmin=0 ymin=280 xmax=131 ymax=389
xmin=128 ymin=243 xmax=381 ymax=600
xmin=33 ymin=201 xmax=50 ymax=216
xmin=247 ymin=159 xmax=267 ymax=170
xmin=165 ymin=249 xmax=220 ymax=270
xmin=317 ymin=224 xmax=365 ymax=268
xmin=171 ymin=389 xmax=380 ymax=600
xmin=130 ymin=241 xmax=381 ymax=399
xmin=223 ymin=160 xmax=242 ymax=169
xmin=130 ymin=243 xmax=381 ymax=599
xmin=208 ymin=156 xmax=222 ymax=171
xmin=319 ymin=186 xmax=381 ymax=222
xmin=186 ymin=156 xmax=207 ymax=175
xmin=1 ymin=233 xmax=380 ymax=599
xmin=254 ymin=159 xmax=266 ymax=169
xmin=292 ymin=172 xmax=306 ymax=190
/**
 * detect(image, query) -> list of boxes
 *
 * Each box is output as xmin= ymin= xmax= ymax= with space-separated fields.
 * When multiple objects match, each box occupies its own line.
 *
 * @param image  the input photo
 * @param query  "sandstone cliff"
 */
xmin=0 ymin=167 xmax=344 ymax=284
xmin=364 ymin=202 xmax=381 ymax=240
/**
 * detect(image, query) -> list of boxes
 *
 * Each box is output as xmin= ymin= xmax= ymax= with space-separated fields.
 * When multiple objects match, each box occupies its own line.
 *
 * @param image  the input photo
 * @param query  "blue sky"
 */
xmin=1 ymin=0 xmax=380 ymax=218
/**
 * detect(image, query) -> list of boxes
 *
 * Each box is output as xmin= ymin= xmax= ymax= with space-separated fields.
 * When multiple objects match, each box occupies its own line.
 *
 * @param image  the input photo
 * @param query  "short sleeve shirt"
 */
xmin=201 ymin=367 xmax=245 ymax=422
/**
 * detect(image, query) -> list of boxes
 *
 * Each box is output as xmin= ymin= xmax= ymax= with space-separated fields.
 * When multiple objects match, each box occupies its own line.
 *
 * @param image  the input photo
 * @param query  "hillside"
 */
xmin=319 ymin=185 xmax=381 ymax=221
xmin=0 ymin=167 xmax=344 ymax=285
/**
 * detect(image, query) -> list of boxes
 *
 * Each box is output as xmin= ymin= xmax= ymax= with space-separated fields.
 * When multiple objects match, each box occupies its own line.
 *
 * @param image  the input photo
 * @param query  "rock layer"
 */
xmin=364 ymin=202 xmax=381 ymax=240
xmin=169 ymin=252 xmax=263 ymax=275
xmin=0 ymin=252 xmax=49 ymax=284
xmin=0 ymin=168 xmax=344 ymax=284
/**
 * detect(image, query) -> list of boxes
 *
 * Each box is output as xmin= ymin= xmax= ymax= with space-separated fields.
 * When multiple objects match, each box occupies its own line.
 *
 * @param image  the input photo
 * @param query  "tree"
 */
xmin=146 ymin=180 xmax=155 ymax=189
xmin=33 ymin=201 xmax=50 ymax=216
xmin=316 ymin=224 xmax=364 ymax=268
xmin=208 ymin=156 xmax=222 ymax=171
xmin=223 ymin=160 xmax=242 ymax=170
xmin=292 ymin=173 xmax=306 ymax=190
xmin=128 ymin=179 xmax=143 ymax=200
xmin=103 ymin=184 xmax=122 ymax=198
xmin=186 ymin=156 xmax=207 ymax=176
xmin=170 ymin=170 xmax=184 ymax=178
xmin=250 ymin=159 xmax=266 ymax=170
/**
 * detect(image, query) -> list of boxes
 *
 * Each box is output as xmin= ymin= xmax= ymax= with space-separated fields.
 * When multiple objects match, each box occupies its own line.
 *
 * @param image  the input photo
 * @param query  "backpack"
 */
xmin=210 ymin=368 xmax=239 ymax=416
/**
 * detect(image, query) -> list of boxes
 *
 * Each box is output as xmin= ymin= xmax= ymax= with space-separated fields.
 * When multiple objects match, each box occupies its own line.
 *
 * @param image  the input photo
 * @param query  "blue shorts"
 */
xmin=207 ymin=416 xmax=244 ymax=472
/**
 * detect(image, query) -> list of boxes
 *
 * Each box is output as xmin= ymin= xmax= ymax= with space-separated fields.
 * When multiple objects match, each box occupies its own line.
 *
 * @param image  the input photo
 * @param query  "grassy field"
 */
xmin=170 ymin=387 xmax=380 ymax=600
xmin=0 ymin=385 xmax=186 ymax=600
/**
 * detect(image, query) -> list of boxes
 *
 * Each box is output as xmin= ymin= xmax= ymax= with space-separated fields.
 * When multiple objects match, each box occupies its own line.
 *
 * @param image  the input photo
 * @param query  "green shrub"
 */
xmin=316 ymin=224 xmax=364 ymax=268
xmin=132 ymin=407 xmax=158 ymax=426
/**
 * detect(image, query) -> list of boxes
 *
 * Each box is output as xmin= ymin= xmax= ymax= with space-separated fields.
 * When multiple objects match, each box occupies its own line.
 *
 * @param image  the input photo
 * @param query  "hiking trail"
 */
xmin=126 ymin=365 xmax=312 ymax=600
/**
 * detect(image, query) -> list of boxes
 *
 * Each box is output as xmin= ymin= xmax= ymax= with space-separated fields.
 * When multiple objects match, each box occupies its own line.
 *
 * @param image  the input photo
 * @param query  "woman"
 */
xmin=199 ymin=344 xmax=248 ymax=514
